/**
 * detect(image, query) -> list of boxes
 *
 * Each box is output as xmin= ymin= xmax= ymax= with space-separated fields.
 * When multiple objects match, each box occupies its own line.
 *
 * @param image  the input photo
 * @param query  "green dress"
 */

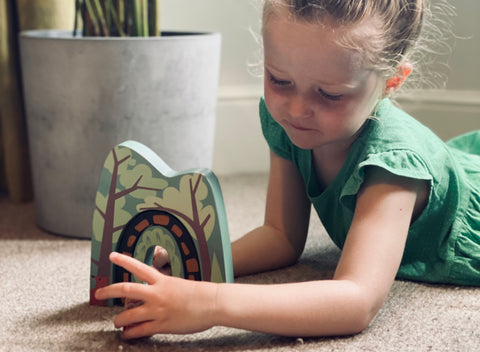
xmin=260 ymin=97 xmax=480 ymax=286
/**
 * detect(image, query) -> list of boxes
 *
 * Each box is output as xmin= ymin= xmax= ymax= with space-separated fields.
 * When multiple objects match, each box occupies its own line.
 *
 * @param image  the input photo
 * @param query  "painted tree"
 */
xmin=90 ymin=146 xmax=165 ymax=305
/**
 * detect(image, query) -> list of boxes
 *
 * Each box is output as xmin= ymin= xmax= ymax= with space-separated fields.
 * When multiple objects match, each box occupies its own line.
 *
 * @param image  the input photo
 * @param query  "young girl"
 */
xmin=95 ymin=0 xmax=480 ymax=339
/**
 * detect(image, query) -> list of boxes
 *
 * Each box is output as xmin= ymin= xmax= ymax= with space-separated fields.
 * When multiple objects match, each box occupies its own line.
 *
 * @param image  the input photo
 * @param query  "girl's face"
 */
xmin=263 ymin=10 xmax=383 ymax=153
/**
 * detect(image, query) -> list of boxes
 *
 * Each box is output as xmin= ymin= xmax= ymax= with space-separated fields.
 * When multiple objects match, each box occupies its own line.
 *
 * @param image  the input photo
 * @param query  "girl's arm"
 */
xmin=231 ymin=150 xmax=311 ymax=276
xmin=96 ymin=158 xmax=426 ymax=339
xmin=215 ymin=166 xmax=427 ymax=336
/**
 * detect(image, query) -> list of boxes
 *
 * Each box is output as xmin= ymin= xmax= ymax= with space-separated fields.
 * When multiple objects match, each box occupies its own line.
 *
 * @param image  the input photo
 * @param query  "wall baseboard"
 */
xmin=213 ymin=87 xmax=480 ymax=175
xmin=397 ymin=89 xmax=480 ymax=141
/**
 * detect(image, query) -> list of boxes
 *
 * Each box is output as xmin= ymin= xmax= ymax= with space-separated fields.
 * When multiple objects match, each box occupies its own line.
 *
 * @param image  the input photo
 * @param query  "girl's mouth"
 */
xmin=288 ymin=122 xmax=314 ymax=132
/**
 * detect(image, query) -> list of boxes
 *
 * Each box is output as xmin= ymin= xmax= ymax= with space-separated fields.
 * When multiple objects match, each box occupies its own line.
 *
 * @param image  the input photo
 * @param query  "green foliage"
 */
xmin=74 ymin=0 xmax=160 ymax=37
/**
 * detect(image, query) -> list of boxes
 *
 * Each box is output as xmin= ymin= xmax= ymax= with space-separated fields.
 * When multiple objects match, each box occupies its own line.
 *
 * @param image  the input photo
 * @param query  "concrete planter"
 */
xmin=20 ymin=30 xmax=221 ymax=238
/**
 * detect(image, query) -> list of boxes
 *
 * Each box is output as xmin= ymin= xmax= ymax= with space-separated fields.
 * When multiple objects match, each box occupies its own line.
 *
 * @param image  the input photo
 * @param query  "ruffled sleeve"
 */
xmin=340 ymin=149 xmax=433 ymax=208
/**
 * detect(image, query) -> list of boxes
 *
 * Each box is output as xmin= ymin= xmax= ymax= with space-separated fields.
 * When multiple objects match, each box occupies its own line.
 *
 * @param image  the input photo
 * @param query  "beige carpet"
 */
xmin=1 ymin=173 xmax=479 ymax=352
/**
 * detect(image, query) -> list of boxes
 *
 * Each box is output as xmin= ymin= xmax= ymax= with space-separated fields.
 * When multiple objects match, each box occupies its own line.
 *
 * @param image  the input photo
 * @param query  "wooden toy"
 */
xmin=90 ymin=141 xmax=233 ymax=306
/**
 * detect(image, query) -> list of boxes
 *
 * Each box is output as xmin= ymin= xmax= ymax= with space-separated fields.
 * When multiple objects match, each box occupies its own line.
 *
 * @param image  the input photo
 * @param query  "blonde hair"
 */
xmin=261 ymin=0 xmax=454 ymax=89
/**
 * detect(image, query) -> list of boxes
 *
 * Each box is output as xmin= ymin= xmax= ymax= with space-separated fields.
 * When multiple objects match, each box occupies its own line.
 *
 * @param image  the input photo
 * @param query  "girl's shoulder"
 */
xmin=352 ymin=99 xmax=452 ymax=179
xmin=364 ymin=98 xmax=445 ymax=155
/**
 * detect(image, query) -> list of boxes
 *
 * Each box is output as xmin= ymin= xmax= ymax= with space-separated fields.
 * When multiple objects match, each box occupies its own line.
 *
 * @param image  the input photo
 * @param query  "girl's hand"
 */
xmin=95 ymin=252 xmax=218 ymax=339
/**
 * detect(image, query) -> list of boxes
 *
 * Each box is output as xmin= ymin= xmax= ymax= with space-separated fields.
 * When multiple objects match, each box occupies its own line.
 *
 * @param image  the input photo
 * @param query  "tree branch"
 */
xmin=95 ymin=205 xmax=106 ymax=218
xmin=114 ymin=175 xmax=162 ymax=199
xmin=190 ymin=177 xmax=200 ymax=224
xmin=200 ymin=214 xmax=211 ymax=229
xmin=112 ymin=225 xmax=125 ymax=233
xmin=114 ymin=147 xmax=130 ymax=165
xmin=192 ymin=173 xmax=202 ymax=194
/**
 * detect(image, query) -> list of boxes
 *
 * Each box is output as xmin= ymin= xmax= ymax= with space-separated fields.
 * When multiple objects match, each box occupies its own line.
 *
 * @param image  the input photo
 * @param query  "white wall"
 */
xmin=162 ymin=0 xmax=480 ymax=175
xmin=161 ymin=0 xmax=263 ymax=87
xmin=161 ymin=0 xmax=266 ymax=174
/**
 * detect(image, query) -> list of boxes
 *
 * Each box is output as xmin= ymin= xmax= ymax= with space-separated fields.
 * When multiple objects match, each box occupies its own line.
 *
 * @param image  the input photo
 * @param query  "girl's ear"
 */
xmin=384 ymin=62 xmax=413 ymax=96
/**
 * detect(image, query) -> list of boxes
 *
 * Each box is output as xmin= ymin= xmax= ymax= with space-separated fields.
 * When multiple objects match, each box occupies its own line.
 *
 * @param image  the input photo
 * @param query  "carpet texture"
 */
xmin=1 ymin=173 xmax=479 ymax=352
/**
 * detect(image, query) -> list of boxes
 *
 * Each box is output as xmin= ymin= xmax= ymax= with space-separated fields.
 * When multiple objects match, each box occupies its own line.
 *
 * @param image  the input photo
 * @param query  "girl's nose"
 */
xmin=287 ymin=94 xmax=313 ymax=119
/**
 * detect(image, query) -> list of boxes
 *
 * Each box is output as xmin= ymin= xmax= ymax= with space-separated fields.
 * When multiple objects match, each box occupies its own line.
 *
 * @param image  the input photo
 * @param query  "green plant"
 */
xmin=74 ymin=0 xmax=160 ymax=37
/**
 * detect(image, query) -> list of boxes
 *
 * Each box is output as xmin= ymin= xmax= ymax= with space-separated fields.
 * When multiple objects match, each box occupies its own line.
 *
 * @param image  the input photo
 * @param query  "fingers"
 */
xmin=94 ymin=252 xmax=174 ymax=339
xmin=152 ymin=246 xmax=170 ymax=268
xmin=114 ymin=304 xmax=151 ymax=329
xmin=109 ymin=252 xmax=159 ymax=284
xmin=113 ymin=306 xmax=158 ymax=340
xmin=153 ymin=246 xmax=173 ymax=276
xmin=114 ymin=304 xmax=168 ymax=340
xmin=95 ymin=281 xmax=149 ymax=302
xmin=122 ymin=320 xmax=159 ymax=340
xmin=94 ymin=252 xmax=165 ymax=304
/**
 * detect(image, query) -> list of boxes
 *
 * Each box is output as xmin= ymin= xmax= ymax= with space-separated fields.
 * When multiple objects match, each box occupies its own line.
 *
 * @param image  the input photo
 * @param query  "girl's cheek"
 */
xmin=264 ymin=90 xmax=284 ymax=121
xmin=263 ymin=85 xmax=277 ymax=111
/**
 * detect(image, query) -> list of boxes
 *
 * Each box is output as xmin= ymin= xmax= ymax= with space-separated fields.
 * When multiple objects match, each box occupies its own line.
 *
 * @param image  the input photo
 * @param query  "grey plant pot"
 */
xmin=20 ymin=30 xmax=221 ymax=239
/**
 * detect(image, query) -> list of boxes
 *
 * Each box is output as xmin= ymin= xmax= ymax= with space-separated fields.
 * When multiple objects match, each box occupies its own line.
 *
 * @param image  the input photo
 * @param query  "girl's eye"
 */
xmin=268 ymin=73 xmax=292 ymax=87
xmin=317 ymin=89 xmax=343 ymax=101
